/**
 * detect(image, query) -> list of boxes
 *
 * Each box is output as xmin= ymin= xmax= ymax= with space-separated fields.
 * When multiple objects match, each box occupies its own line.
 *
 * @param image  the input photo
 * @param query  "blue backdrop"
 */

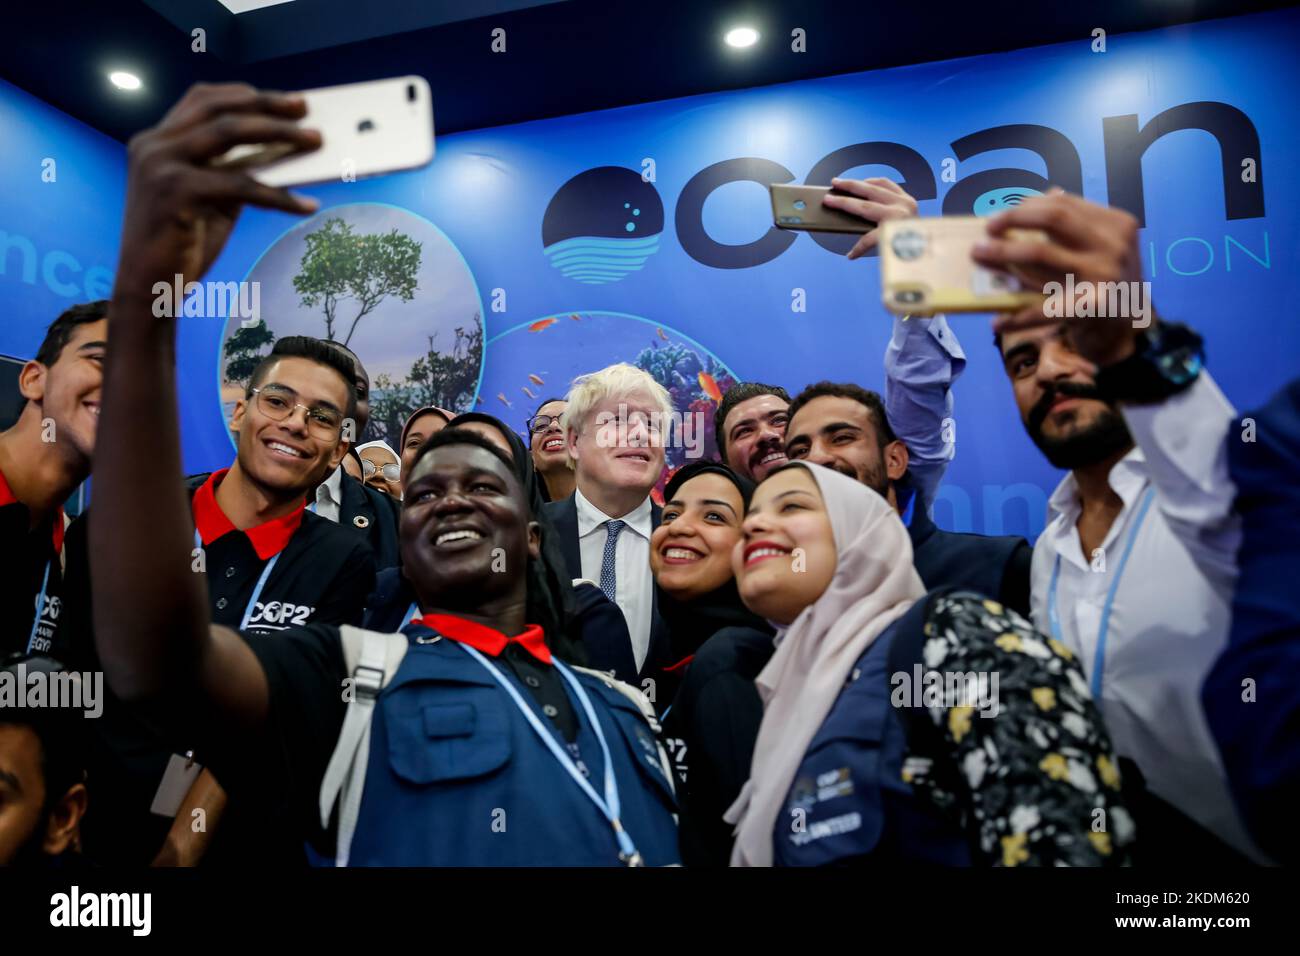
xmin=2 ymin=8 xmax=1296 ymax=539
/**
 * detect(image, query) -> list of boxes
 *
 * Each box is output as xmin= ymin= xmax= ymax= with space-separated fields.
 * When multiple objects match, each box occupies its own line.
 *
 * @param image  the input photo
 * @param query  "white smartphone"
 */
xmin=212 ymin=76 xmax=435 ymax=187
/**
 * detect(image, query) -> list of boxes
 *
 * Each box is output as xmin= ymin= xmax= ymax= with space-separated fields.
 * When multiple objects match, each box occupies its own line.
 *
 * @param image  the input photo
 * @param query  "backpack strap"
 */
xmin=572 ymin=664 xmax=676 ymax=798
xmin=319 ymin=625 xmax=410 ymax=867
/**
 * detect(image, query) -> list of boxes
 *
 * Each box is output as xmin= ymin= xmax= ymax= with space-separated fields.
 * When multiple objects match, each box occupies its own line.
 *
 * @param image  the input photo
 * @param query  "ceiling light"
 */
xmin=109 ymin=71 xmax=142 ymax=91
xmin=725 ymin=27 xmax=759 ymax=49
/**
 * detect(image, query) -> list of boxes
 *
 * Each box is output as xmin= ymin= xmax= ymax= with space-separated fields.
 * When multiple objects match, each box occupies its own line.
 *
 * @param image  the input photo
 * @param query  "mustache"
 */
xmin=1028 ymin=380 xmax=1109 ymax=434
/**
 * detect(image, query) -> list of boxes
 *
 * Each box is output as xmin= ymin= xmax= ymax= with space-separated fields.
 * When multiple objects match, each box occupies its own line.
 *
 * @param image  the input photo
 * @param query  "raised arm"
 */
xmin=884 ymin=314 xmax=965 ymax=514
xmin=91 ymin=83 xmax=321 ymax=729
xmin=822 ymin=177 xmax=964 ymax=513
xmin=976 ymin=191 xmax=1239 ymax=595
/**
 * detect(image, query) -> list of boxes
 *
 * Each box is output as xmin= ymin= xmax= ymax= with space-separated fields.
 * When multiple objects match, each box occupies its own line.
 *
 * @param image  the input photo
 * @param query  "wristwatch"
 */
xmin=1093 ymin=321 xmax=1205 ymax=405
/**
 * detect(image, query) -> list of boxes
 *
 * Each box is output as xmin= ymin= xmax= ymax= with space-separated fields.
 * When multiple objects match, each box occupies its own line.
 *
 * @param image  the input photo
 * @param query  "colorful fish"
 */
xmin=476 ymin=396 xmax=484 ymax=406
xmin=497 ymin=392 xmax=513 ymax=408
xmin=656 ymin=327 xmax=669 ymax=341
xmin=570 ymin=313 xmax=581 ymax=321
xmin=529 ymin=318 xmax=559 ymax=333
xmin=528 ymin=373 xmax=545 ymax=386
xmin=698 ymin=371 xmax=723 ymax=404
xmin=522 ymin=386 xmax=536 ymax=399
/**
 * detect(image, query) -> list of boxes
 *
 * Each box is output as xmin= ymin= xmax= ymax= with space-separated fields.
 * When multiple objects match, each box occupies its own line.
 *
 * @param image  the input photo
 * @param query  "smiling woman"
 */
xmin=650 ymin=460 xmax=775 ymax=865
xmin=724 ymin=461 xmax=1136 ymax=868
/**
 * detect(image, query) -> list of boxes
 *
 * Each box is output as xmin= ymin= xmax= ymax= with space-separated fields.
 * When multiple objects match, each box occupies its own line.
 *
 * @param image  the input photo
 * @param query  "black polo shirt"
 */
xmin=1 ymin=467 xmax=69 ymax=659
xmin=63 ymin=467 xmax=378 ymax=866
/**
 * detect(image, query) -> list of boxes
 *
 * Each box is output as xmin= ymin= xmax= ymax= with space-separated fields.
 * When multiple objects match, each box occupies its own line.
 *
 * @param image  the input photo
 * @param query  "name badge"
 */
xmin=150 ymin=753 xmax=203 ymax=818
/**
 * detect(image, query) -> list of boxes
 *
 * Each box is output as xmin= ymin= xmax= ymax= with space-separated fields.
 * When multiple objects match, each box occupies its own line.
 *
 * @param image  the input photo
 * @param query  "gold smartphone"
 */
xmin=770 ymin=184 xmax=875 ymax=234
xmin=879 ymin=216 xmax=1047 ymax=315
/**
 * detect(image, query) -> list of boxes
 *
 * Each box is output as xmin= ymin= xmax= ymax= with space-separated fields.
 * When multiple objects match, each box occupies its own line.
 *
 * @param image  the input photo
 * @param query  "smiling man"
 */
xmin=783 ymin=380 xmax=1032 ymax=615
xmin=84 ymin=83 xmax=678 ymax=868
xmin=62 ymin=333 xmax=377 ymax=866
xmin=0 ymin=302 xmax=106 ymax=658
xmin=546 ymin=364 xmax=671 ymax=683
xmin=979 ymin=190 xmax=1260 ymax=862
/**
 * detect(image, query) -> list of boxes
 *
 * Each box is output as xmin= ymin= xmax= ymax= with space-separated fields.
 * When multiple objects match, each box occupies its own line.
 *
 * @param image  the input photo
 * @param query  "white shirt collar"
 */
xmin=1045 ymin=444 xmax=1148 ymax=527
xmin=574 ymin=485 xmax=653 ymax=540
xmin=318 ymin=465 xmax=344 ymax=505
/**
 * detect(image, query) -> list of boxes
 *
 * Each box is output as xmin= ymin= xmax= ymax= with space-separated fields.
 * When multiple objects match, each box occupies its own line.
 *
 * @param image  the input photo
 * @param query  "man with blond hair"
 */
xmin=545 ymin=363 xmax=672 ymax=686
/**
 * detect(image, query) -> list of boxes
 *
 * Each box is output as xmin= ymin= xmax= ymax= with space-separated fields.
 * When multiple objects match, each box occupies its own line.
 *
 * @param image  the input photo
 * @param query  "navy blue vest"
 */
xmin=774 ymin=610 xmax=971 ymax=866
xmin=344 ymin=624 xmax=681 ymax=866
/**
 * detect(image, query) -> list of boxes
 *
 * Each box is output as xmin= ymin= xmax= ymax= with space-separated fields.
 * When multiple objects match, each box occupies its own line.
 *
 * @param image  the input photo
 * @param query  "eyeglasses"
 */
xmin=362 ymin=459 xmax=401 ymax=482
xmin=528 ymin=414 xmax=563 ymax=435
xmin=249 ymin=386 xmax=344 ymax=439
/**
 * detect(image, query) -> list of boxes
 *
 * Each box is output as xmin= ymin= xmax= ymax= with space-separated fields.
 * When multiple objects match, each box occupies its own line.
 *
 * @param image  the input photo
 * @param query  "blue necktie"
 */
xmin=599 ymin=519 xmax=625 ymax=604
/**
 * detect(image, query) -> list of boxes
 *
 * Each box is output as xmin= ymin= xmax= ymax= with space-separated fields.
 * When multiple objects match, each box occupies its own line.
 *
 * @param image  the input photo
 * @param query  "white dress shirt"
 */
xmin=574 ymin=487 xmax=654 ymax=672
xmin=313 ymin=465 xmax=344 ymax=523
xmin=1029 ymin=372 xmax=1263 ymax=859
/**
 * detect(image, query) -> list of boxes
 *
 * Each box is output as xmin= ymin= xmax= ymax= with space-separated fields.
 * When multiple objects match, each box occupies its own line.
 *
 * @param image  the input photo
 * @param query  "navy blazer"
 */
xmin=545 ymin=492 xmax=669 ymax=685
xmin=339 ymin=474 xmax=402 ymax=571
xmin=907 ymin=505 xmax=1033 ymax=617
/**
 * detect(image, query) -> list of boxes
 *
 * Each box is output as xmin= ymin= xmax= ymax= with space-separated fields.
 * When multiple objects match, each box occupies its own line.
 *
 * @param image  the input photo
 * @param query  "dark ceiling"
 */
xmin=3 ymin=0 xmax=1296 ymax=143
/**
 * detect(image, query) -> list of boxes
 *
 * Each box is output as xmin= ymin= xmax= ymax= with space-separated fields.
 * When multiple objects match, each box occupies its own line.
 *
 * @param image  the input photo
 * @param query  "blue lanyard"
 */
xmin=404 ymin=602 xmax=420 ymax=623
xmin=458 ymin=642 xmax=644 ymax=865
xmin=1047 ymin=485 xmax=1156 ymax=699
xmin=194 ymin=529 xmax=282 ymax=630
xmin=25 ymin=559 xmax=53 ymax=654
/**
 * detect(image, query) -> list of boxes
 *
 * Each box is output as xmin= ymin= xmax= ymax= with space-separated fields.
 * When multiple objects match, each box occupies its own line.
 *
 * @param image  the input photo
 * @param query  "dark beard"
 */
xmin=1026 ymin=381 xmax=1134 ymax=470
xmin=829 ymin=458 xmax=890 ymax=499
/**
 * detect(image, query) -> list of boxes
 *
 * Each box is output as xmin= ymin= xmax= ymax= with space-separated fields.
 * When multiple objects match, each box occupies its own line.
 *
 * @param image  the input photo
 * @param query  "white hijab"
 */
xmin=355 ymin=440 xmax=400 ymax=468
xmin=725 ymin=461 xmax=925 ymax=866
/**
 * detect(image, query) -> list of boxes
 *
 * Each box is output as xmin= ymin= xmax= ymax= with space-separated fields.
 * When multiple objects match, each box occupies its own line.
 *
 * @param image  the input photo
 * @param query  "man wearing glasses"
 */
xmin=61 ymin=334 xmax=377 ymax=866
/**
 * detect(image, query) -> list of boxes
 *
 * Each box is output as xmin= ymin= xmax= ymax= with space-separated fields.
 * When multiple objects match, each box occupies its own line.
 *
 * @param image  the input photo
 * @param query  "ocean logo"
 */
xmin=542 ymin=167 xmax=664 ymax=284
xmin=974 ymin=186 xmax=1044 ymax=215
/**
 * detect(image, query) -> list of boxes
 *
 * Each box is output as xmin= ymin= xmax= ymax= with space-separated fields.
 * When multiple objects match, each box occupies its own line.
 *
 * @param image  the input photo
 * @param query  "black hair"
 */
xmin=410 ymin=423 xmax=516 ymax=475
xmin=663 ymin=459 xmax=755 ymax=510
xmin=0 ymin=656 xmax=87 ymax=815
xmin=786 ymin=381 xmax=898 ymax=449
xmin=528 ymin=396 xmax=567 ymax=430
xmin=247 ymin=336 xmax=359 ymax=422
xmin=34 ymin=301 xmax=109 ymax=368
xmin=322 ymin=340 xmax=369 ymax=386
xmin=714 ymin=382 xmax=791 ymax=460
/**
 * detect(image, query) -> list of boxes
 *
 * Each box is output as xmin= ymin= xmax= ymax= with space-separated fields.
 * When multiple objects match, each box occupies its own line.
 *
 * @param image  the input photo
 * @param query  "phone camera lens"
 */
xmin=407 ymin=83 xmax=417 ymax=102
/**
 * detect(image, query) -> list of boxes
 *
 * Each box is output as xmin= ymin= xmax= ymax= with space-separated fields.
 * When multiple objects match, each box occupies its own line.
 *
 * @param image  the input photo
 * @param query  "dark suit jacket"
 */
xmin=907 ymin=505 xmax=1033 ymax=617
xmin=338 ymin=473 xmax=402 ymax=570
xmin=1204 ymin=375 xmax=1300 ymax=863
xmin=545 ymin=492 xmax=668 ymax=685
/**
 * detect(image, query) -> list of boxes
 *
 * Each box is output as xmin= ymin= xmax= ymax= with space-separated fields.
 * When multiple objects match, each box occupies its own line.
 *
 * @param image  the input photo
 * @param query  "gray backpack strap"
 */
xmin=319 ymin=625 xmax=409 ymax=867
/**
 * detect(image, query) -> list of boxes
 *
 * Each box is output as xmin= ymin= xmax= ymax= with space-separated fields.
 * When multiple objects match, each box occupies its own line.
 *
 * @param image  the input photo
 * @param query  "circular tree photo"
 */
xmin=219 ymin=202 xmax=485 ymax=445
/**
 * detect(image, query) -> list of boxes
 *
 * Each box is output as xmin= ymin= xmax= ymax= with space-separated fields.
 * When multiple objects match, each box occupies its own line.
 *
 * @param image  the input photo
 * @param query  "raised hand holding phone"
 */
xmin=114 ymin=82 xmax=322 ymax=308
xmin=974 ymin=190 xmax=1149 ymax=368
xmin=824 ymin=176 xmax=918 ymax=259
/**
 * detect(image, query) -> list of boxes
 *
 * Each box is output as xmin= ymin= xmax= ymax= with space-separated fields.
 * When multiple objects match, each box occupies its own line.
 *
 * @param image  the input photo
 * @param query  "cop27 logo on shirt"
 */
xmin=246 ymin=601 xmax=315 ymax=627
